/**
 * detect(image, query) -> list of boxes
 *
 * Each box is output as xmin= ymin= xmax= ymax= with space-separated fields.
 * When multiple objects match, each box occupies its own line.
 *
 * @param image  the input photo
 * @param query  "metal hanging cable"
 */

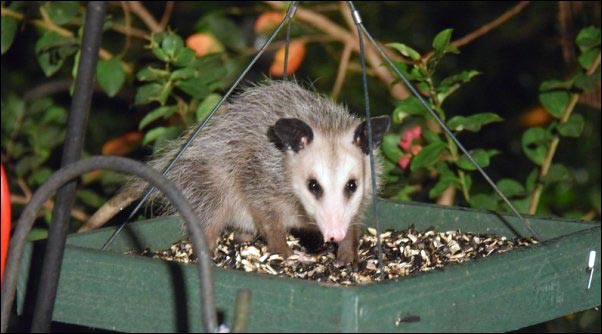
xmin=347 ymin=1 xmax=386 ymax=281
xmin=283 ymin=2 xmax=298 ymax=80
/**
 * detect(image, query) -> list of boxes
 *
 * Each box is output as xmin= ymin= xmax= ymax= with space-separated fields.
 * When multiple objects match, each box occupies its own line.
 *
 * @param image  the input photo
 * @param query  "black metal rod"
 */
xmin=0 ymin=157 xmax=218 ymax=333
xmin=101 ymin=1 xmax=300 ymax=251
xmin=30 ymin=2 xmax=107 ymax=332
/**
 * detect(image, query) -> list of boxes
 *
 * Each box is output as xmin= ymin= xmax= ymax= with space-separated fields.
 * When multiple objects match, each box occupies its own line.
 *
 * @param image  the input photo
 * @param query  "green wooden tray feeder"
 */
xmin=15 ymin=199 xmax=601 ymax=332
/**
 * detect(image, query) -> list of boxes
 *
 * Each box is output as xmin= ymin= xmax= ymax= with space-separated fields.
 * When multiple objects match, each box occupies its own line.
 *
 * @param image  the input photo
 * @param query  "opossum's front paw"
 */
xmin=335 ymin=248 xmax=359 ymax=269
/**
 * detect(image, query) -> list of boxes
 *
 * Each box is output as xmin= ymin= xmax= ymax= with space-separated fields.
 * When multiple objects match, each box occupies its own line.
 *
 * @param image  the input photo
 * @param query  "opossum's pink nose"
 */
xmin=324 ymin=229 xmax=346 ymax=243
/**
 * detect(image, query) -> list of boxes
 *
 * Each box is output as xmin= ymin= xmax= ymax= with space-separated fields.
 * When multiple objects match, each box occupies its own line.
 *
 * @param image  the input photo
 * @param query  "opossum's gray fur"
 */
xmin=83 ymin=80 xmax=384 ymax=244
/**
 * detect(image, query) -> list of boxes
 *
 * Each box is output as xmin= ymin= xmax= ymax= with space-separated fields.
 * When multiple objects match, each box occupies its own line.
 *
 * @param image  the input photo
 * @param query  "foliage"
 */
xmin=383 ymin=29 xmax=501 ymax=203
xmin=382 ymin=26 xmax=600 ymax=219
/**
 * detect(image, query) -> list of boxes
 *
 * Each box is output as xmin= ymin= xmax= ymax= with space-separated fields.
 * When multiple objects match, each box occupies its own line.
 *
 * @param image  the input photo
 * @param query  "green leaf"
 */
xmin=161 ymin=32 xmax=184 ymax=59
xmin=173 ymin=48 xmax=196 ymax=67
xmin=437 ymin=70 xmax=480 ymax=103
xmin=539 ymin=90 xmax=569 ymax=118
xmin=139 ymin=105 xmax=177 ymax=130
xmin=387 ymin=43 xmax=421 ymax=61
xmin=136 ymin=67 xmax=169 ymax=82
xmin=496 ymin=179 xmax=525 ymax=198
xmin=1 ymin=94 xmax=26 ymax=140
xmin=576 ymin=26 xmax=601 ymax=52
xmin=40 ymin=105 xmax=67 ymax=124
xmin=196 ymin=13 xmax=245 ymax=51
xmin=77 ymin=190 xmax=105 ymax=208
xmin=176 ymin=79 xmax=209 ymax=99
xmin=469 ymin=193 xmax=498 ymax=211
xmin=15 ymin=156 xmax=39 ymax=176
xmin=526 ymin=168 xmax=539 ymax=192
xmin=410 ymin=142 xmax=446 ymax=171
xmin=135 ymin=83 xmax=163 ymax=105
xmin=522 ymin=127 xmax=551 ymax=165
xmin=381 ymin=134 xmax=403 ymax=162
xmin=45 ymin=1 xmax=79 ymax=25
xmin=35 ymin=31 xmax=78 ymax=77
xmin=422 ymin=128 xmax=443 ymax=145
xmin=142 ymin=126 xmax=181 ymax=146
xmin=447 ymin=113 xmax=503 ymax=132
xmin=170 ymin=67 xmax=197 ymax=81
xmin=573 ymin=71 xmax=600 ymax=91
xmin=196 ymin=93 xmax=222 ymax=121
xmin=394 ymin=185 xmax=420 ymax=202
xmin=152 ymin=47 xmax=170 ymax=62
xmin=456 ymin=149 xmax=498 ymax=171
xmin=429 ymin=176 xmax=459 ymax=199
xmin=557 ymin=113 xmax=584 ymax=137
xmin=27 ymin=228 xmax=49 ymax=241
xmin=393 ymin=96 xmax=428 ymax=123
xmin=97 ymin=58 xmax=126 ymax=97
xmin=1 ymin=16 xmax=17 ymax=54
xmin=542 ymin=164 xmax=570 ymax=185
xmin=539 ymin=79 xmax=573 ymax=91
xmin=30 ymin=167 xmax=53 ymax=186
xmin=578 ymin=48 xmax=600 ymax=70
xmin=432 ymin=28 xmax=454 ymax=53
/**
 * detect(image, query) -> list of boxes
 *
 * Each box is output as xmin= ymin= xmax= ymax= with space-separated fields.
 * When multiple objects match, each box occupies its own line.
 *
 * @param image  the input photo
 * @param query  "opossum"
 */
xmin=81 ymin=80 xmax=390 ymax=264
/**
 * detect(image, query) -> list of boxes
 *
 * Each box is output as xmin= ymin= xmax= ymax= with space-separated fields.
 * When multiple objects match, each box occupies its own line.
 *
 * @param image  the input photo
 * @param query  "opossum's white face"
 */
xmin=273 ymin=116 xmax=390 ymax=243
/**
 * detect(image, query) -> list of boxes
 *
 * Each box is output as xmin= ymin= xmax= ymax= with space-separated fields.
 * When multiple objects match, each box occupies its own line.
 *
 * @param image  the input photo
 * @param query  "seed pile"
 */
xmin=133 ymin=226 xmax=537 ymax=285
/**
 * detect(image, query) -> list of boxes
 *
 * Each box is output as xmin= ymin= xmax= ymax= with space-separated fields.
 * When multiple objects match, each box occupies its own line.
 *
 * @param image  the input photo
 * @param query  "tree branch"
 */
xmin=423 ymin=1 xmax=531 ymax=60
xmin=159 ymin=1 xmax=175 ymax=30
xmin=127 ymin=1 xmax=161 ymax=33
xmin=332 ymin=43 xmax=353 ymax=100
xmin=265 ymin=1 xmax=410 ymax=100
xmin=11 ymin=194 xmax=90 ymax=222
xmin=451 ymin=1 xmax=531 ymax=50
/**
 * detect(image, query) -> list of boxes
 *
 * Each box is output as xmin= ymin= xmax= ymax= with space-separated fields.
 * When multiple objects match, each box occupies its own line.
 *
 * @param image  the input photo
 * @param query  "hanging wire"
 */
xmin=347 ymin=2 xmax=385 ymax=281
xmin=348 ymin=2 xmax=543 ymax=242
xmin=283 ymin=3 xmax=298 ymax=80
xmin=101 ymin=1 xmax=300 ymax=251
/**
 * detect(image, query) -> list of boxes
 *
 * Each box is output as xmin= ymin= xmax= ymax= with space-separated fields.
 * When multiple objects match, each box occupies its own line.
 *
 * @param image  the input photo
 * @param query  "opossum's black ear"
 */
xmin=353 ymin=116 xmax=391 ymax=154
xmin=273 ymin=118 xmax=314 ymax=152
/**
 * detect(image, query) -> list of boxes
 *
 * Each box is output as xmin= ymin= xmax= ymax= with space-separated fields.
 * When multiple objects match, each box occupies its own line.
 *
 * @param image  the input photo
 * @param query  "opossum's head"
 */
xmin=273 ymin=116 xmax=390 ymax=243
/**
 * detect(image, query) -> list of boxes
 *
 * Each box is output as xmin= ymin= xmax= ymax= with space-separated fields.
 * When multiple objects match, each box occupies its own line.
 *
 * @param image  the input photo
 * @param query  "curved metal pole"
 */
xmin=0 ymin=157 xmax=217 ymax=333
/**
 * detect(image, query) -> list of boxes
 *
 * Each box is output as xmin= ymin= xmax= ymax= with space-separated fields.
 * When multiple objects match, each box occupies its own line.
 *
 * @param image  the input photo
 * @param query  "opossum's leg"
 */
xmin=336 ymin=223 xmax=362 ymax=267
xmin=234 ymin=231 xmax=256 ymax=243
xmin=250 ymin=207 xmax=292 ymax=258
xmin=203 ymin=222 xmax=223 ymax=252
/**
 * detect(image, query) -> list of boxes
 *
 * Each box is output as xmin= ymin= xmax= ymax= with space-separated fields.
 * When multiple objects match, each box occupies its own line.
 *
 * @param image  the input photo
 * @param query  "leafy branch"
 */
xmin=527 ymin=27 xmax=601 ymax=214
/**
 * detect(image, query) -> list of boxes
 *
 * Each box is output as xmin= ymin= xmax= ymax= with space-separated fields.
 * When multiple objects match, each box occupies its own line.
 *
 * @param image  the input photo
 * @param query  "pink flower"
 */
xmin=397 ymin=126 xmax=423 ymax=170
xmin=397 ymin=155 xmax=412 ymax=170
xmin=399 ymin=125 xmax=422 ymax=151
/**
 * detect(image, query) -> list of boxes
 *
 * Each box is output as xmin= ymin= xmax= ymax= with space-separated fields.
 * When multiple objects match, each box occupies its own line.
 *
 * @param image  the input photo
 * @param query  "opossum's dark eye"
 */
xmin=307 ymin=179 xmax=323 ymax=198
xmin=345 ymin=179 xmax=357 ymax=197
